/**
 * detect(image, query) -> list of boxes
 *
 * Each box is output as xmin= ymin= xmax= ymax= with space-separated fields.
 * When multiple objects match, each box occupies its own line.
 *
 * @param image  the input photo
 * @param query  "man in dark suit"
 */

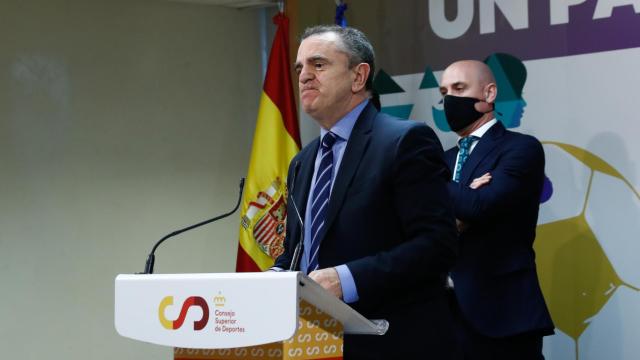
xmin=273 ymin=25 xmax=458 ymax=359
xmin=439 ymin=60 xmax=554 ymax=359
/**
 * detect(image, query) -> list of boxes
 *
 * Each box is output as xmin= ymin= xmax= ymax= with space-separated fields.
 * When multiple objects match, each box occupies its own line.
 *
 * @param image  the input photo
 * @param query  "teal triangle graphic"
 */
xmin=374 ymin=69 xmax=404 ymax=94
xmin=419 ymin=66 xmax=439 ymax=89
xmin=381 ymin=105 xmax=413 ymax=119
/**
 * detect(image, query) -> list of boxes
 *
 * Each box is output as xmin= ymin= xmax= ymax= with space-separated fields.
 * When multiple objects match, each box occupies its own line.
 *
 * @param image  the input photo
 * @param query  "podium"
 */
xmin=115 ymin=272 xmax=388 ymax=359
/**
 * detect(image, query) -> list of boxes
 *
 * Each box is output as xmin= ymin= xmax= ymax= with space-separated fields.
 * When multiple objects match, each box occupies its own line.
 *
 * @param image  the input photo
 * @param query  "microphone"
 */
xmin=141 ymin=178 xmax=245 ymax=274
xmin=288 ymin=161 xmax=305 ymax=271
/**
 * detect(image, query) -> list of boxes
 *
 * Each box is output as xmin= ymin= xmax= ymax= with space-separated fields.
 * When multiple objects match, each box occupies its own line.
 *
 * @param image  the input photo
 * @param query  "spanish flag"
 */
xmin=235 ymin=13 xmax=301 ymax=272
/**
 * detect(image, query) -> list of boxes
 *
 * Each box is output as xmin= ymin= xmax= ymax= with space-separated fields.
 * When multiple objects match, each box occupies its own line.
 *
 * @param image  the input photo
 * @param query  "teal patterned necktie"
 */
xmin=454 ymin=136 xmax=479 ymax=183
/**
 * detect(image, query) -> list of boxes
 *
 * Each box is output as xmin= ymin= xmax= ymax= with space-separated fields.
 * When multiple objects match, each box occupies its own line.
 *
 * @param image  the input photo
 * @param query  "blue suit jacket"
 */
xmin=275 ymin=103 xmax=459 ymax=358
xmin=445 ymin=121 xmax=554 ymax=337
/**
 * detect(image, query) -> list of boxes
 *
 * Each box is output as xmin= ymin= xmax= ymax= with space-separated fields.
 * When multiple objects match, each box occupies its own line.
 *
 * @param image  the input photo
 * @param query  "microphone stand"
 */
xmin=141 ymin=178 xmax=245 ymax=274
xmin=288 ymin=162 xmax=304 ymax=271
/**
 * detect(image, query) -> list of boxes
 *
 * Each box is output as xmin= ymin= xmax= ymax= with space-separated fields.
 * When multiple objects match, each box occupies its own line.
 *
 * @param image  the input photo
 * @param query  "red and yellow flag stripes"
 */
xmin=236 ymin=13 xmax=301 ymax=272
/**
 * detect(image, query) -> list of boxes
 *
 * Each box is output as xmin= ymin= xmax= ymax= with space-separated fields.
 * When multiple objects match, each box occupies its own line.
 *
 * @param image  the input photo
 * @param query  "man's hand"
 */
xmin=456 ymin=173 xmax=492 ymax=233
xmin=456 ymin=219 xmax=468 ymax=233
xmin=308 ymin=267 xmax=343 ymax=299
xmin=470 ymin=172 xmax=492 ymax=189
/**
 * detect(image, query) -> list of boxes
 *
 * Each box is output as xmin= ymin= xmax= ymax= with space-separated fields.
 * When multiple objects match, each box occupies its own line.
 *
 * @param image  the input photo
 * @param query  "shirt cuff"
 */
xmin=335 ymin=264 xmax=359 ymax=303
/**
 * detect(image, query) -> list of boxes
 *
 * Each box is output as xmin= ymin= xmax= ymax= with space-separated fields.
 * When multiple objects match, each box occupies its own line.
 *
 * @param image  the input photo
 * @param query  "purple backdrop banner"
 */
xmin=321 ymin=0 xmax=640 ymax=74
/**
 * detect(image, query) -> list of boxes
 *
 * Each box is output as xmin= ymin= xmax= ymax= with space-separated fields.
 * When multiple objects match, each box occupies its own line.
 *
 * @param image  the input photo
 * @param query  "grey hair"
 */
xmin=301 ymin=25 xmax=376 ymax=91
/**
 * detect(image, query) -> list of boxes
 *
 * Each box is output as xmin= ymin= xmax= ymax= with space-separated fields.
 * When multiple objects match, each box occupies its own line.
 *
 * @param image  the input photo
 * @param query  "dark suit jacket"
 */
xmin=445 ymin=121 xmax=554 ymax=338
xmin=275 ymin=103 xmax=458 ymax=358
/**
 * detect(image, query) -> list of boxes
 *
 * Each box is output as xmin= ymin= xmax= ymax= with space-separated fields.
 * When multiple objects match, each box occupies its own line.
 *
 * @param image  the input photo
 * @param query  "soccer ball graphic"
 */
xmin=535 ymin=142 xmax=640 ymax=360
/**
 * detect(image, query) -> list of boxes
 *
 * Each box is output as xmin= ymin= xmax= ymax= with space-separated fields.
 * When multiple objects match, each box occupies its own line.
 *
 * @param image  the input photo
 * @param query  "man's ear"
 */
xmin=485 ymin=82 xmax=497 ymax=104
xmin=475 ymin=82 xmax=497 ymax=113
xmin=352 ymin=63 xmax=370 ymax=93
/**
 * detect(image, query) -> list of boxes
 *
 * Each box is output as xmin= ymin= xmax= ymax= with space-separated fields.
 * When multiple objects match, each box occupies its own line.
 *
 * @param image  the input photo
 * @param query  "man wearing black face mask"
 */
xmin=440 ymin=60 xmax=554 ymax=360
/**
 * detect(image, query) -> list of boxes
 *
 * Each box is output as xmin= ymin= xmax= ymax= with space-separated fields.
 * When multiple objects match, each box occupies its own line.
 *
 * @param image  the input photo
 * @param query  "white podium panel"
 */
xmin=115 ymin=272 xmax=299 ymax=349
xmin=115 ymin=272 xmax=387 ymax=350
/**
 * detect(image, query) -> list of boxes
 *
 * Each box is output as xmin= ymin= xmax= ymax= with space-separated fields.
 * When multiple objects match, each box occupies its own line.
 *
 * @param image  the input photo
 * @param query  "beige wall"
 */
xmin=0 ymin=0 xmax=265 ymax=358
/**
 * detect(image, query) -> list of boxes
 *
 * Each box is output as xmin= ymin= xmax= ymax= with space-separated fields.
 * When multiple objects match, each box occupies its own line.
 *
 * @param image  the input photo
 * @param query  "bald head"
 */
xmin=440 ymin=60 xmax=496 ymax=97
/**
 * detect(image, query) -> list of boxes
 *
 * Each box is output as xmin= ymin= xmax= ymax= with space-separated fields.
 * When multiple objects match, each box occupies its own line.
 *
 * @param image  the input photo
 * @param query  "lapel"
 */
xmin=444 ymin=148 xmax=457 ymax=172
xmin=294 ymin=139 xmax=319 ymax=227
xmin=459 ymin=121 xmax=506 ymax=184
xmin=320 ymin=102 xmax=375 ymax=243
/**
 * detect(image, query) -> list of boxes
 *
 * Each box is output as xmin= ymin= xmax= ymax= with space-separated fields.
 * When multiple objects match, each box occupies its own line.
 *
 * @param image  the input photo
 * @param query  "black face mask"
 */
xmin=443 ymin=95 xmax=489 ymax=132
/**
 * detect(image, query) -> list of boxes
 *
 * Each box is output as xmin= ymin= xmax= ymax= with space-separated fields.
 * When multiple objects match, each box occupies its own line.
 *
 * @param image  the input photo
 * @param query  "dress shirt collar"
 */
xmin=320 ymin=99 xmax=369 ymax=142
xmin=457 ymin=118 xmax=497 ymax=146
